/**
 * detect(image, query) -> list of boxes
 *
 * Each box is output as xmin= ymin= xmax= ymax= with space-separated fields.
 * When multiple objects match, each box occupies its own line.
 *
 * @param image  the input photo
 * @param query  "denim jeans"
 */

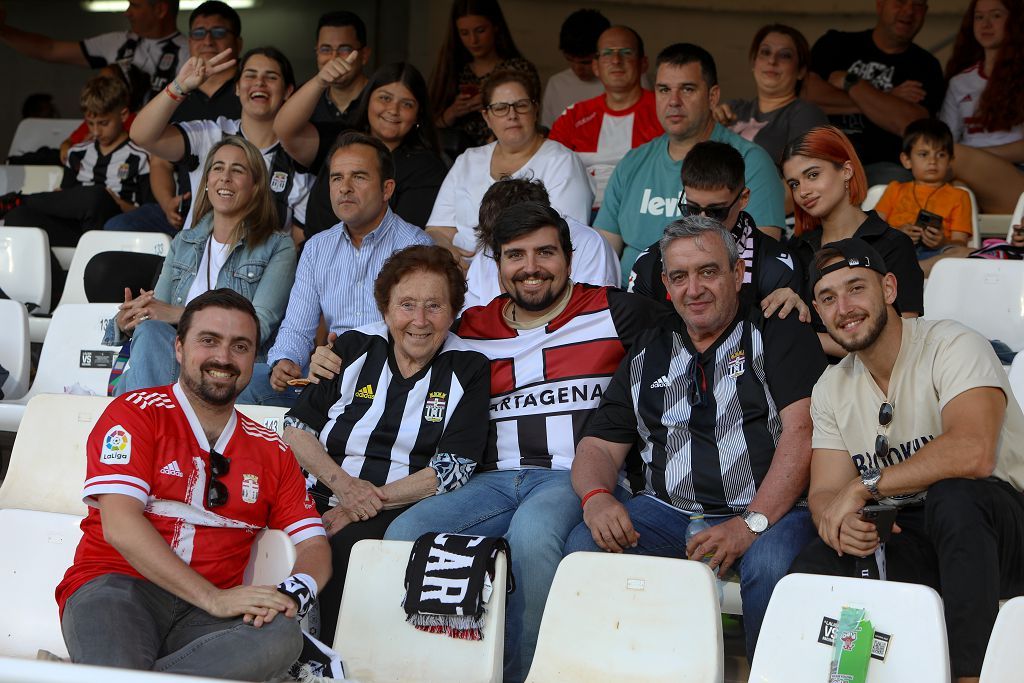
xmin=61 ymin=574 xmax=302 ymax=681
xmin=104 ymin=202 xmax=177 ymax=235
xmin=114 ymin=319 xmax=180 ymax=395
xmin=384 ymin=469 xmax=582 ymax=683
xmin=564 ymin=494 xmax=816 ymax=660
xmin=235 ymin=362 xmax=304 ymax=407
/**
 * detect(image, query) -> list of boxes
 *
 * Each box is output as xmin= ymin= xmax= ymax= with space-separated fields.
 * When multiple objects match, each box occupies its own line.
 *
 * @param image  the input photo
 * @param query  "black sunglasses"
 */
xmin=874 ymin=402 xmax=894 ymax=460
xmin=676 ymin=190 xmax=743 ymax=223
xmin=206 ymin=449 xmax=231 ymax=508
xmin=686 ymin=357 xmax=708 ymax=408
xmin=189 ymin=27 xmax=234 ymax=40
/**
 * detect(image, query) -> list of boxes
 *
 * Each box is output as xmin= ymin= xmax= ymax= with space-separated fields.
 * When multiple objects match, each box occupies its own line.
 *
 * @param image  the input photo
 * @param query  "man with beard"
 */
xmin=56 ymin=289 xmax=331 ymax=679
xmin=565 ymin=215 xmax=825 ymax=661
xmin=791 ymin=239 xmax=1024 ymax=683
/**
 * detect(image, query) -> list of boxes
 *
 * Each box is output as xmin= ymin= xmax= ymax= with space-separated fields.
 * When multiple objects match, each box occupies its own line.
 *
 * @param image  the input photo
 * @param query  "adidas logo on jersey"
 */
xmin=160 ymin=460 xmax=184 ymax=477
xmin=650 ymin=375 xmax=671 ymax=388
xmin=355 ymin=384 xmax=375 ymax=399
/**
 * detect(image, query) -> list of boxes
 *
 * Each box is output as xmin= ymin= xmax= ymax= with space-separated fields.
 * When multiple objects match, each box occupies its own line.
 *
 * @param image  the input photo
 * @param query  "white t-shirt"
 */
xmin=940 ymin=63 xmax=1024 ymax=148
xmin=462 ymin=215 xmax=620 ymax=311
xmin=811 ymin=318 xmax=1024 ymax=506
xmin=540 ymin=68 xmax=606 ymax=129
xmin=427 ymin=139 xmax=593 ymax=254
xmin=185 ymin=236 xmax=231 ymax=305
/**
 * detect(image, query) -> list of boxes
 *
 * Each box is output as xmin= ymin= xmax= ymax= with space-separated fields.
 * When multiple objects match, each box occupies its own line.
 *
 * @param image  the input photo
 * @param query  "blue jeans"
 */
xmin=115 ymin=320 xmax=180 ymax=395
xmin=104 ymin=202 xmax=177 ymax=235
xmin=235 ymin=362 xmax=303 ymax=407
xmin=384 ymin=469 xmax=582 ymax=683
xmin=564 ymin=495 xmax=815 ymax=660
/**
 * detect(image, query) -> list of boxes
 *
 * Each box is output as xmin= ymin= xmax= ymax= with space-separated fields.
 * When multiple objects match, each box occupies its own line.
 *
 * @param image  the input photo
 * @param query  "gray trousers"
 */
xmin=61 ymin=574 xmax=302 ymax=681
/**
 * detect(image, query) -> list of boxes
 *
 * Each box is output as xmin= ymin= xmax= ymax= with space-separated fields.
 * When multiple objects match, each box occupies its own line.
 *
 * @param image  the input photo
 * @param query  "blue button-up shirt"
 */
xmin=267 ymin=208 xmax=432 ymax=369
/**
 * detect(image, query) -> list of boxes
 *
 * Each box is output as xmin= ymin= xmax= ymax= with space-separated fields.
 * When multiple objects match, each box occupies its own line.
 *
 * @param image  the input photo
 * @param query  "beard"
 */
xmin=181 ymin=361 xmax=243 ymax=407
xmin=830 ymin=304 xmax=888 ymax=353
xmin=508 ymin=272 xmax=568 ymax=313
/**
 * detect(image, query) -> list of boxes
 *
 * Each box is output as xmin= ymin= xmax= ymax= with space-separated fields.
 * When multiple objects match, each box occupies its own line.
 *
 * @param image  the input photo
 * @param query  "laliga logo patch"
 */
xmin=100 ymin=425 xmax=132 ymax=464
xmin=242 ymin=474 xmax=260 ymax=504
xmin=424 ymin=391 xmax=447 ymax=423
xmin=270 ymin=171 xmax=288 ymax=193
xmin=727 ymin=349 xmax=745 ymax=378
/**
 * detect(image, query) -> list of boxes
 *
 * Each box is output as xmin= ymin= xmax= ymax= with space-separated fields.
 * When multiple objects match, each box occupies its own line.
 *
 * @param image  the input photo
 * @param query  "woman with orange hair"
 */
xmin=782 ymin=126 xmax=923 ymax=358
xmin=940 ymin=0 xmax=1024 ymax=214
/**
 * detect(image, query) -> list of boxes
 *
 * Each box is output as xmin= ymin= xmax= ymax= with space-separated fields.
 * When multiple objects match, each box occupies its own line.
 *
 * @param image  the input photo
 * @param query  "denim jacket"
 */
xmin=104 ymin=213 xmax=297 ymax=355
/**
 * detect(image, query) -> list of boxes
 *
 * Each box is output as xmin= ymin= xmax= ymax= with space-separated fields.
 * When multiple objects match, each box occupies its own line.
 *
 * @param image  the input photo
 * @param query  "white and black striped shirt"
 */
xmin=587 ymin=310 xmax=825 ymax=515
xmin=80 ymin=31 xmax=188 ymax=98
xmin=286 ymin=323 xmax=491 ymax=502
xmin=64 ymin=138 xmax=150 ymax=204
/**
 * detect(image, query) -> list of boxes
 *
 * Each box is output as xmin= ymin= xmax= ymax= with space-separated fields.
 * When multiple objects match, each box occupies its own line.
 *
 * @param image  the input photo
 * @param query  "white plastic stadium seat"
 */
xmin=0 ymin=300 xmax=30 ymax=401
xmin=1007 ymin=192 xmax=1024 ymax=241
xmin=56 ymin=230 xmax=171 ymax=307
xmin=748 ymin=573 xmax=950 ymax=682
xmin=1009 ymin=354 xmax=1024 ymax=405
xmin=980 ymin=596 xmax=1024 ymax=682
xmin=236 ymin=404 xmax=288 ymax=436
xmin=0 ymin=165 xmax=64 ymax=196
xmin=953 ymin=182 xmax=981 ymax=249
xmin=6 ymin=118 xmax=80 ymax=159
xmin=861 ymin=184 xmax=887 ymax=211
xmin=923 ymin=259 xmax=1024 ymax=352
xmin=526 ymin=554 xmax=723 ymax=683
xmin=0 ymin=304 xmax=120 ymax=433
xmin=0 ymin=657 xmax=236 ymax=683
xmin=0 ymin=226 xmax=51 ymax=313
xmin=335 ymin=539 xmax=508 ymax=683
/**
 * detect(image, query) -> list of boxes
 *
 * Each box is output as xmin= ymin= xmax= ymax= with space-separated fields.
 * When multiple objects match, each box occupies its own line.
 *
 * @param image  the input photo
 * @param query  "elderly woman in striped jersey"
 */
xmin=282 ymin=244 xmax=491 ymax=641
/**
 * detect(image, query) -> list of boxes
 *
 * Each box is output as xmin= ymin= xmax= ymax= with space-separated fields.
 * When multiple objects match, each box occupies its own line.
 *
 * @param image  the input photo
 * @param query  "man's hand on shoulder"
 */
xmin=761 ymin=287 xmax=811 ymax=323
xmin=685 ymin=516 xmax=755 ymax=577
xmin=583 ymin=493 xmax=639 ymax=553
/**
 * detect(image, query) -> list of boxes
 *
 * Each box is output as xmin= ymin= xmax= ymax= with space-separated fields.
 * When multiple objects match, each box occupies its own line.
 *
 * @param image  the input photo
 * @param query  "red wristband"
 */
xmin=581 ymin=488 xmax=612 ymax=509
xmin=164 ymin=84 xmax=186 ymax=103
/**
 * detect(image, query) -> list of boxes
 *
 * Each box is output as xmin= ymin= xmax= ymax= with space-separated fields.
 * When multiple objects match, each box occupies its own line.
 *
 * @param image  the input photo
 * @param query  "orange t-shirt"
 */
xmin=875 ymin=181 xmax=973 ymax=240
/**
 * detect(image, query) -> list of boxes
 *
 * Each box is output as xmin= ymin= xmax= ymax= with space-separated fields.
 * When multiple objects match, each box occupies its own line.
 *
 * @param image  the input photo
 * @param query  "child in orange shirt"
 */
xmin=875 ymin=118 xmax=973 ymax=264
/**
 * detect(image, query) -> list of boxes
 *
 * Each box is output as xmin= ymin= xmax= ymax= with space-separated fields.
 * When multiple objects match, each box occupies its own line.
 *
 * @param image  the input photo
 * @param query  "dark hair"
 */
xmin=489 ymin=201 xmax=573 ymax=264
xmin=781 ymin=126 xmax=867 ymax=236
xmin=189 ymin=1 xmax=241 ymax=36
xmin=477 ymin=177 xmax=550 ymax=248
xmin=429 ymin=0 xmax=525 ymax=117
xmin=604 ymin=25 xmax=645 ymax=61
xmin=350 ymin=62 xmax=440 ymax=155
xmin=21 ymin=93 xmax=56 ymax=118
xmin=326 ymin=131 xmax=396 ymax=184
xmin=681 ymin=141 xmax=745 ymax=192
xmin=559 ymin=9 xmax=609 ymax=56
xmin=177 ymin=288 xmax=260 ymax=349
xmin=152 ymin=0 xmax=179 ymax=14
xmin=902 ymin=118 xmax=955 ymax=156
xmin=655 ymin=42 xmax=717 ymax=87
xmin=748 ymin=24 xmax=811 ymax=95
xmin=482 ymin=69 xmax=540 ymax=106
xmin=373 ymin=245 xmax=467 ymax=316
xmin=317 ymin=10 xmax=367 ymax=46
xmin=239 ymin=46 xmax=295 ymax=90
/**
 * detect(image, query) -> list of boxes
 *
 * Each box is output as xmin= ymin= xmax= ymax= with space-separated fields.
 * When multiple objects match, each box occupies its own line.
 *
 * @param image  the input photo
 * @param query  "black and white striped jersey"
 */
xmin=286 ymin=323 xmax=491 ymax=502
xmin=586 ymin=310 xmax=826 ymax=515
xmin=63 ymin=138 xmax=151 ymax=204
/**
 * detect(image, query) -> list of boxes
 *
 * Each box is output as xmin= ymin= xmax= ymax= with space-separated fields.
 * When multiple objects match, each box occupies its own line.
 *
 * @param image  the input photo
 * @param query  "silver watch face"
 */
xmin=744 ymin=511 xmax=769 ymax=534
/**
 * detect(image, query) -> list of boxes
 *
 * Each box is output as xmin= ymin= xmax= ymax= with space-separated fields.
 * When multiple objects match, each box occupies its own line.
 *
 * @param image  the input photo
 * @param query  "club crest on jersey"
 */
xmin=270 ymin=171 xmax=288 ymax=193
xmin=158 ymin=53 xmax=175 ymax=71
xmin=242 ymin=474 xmax=259 ymax=504
xmin=117 ymin=163 xmax=130 ymax=180
xmin=727 ymin=350 xmax=745 ymax=378
xmin=424 ymin=392 xmax=447 ymax=423
xmin=100 ymin=425 xmax=132 ymax=464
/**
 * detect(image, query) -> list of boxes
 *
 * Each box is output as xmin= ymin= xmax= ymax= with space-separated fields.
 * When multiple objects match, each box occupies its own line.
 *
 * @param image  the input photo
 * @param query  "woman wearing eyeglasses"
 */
xmin=782 ymin=126 xmax=923 ymax=359
xmin=283 ymin=245 xmax=490 ymax=642
xmin=426 ymin=70 xmax=592 ymax=267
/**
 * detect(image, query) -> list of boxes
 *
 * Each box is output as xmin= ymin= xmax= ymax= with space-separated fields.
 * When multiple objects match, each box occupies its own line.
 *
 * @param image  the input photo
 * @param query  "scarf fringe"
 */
xmin=406 ymin=611 xmax=485 ymax=640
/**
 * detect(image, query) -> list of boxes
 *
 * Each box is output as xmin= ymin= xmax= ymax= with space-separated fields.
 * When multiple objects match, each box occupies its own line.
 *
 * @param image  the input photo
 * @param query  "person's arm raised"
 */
xmin=0 ymin=9 xmax=87 ymax=65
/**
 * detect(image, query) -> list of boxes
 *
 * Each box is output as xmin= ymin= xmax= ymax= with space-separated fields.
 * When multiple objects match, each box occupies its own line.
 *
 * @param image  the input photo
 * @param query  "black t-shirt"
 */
xmin=810 ymin=29 xmax=945 ymax=166
xmin=629 ymin=211 xmax=802 ymax=313
xmin=170 ymin=79 xmax=242 ymax=124
xmin=791 ymin=210 xmax=925 ymax=330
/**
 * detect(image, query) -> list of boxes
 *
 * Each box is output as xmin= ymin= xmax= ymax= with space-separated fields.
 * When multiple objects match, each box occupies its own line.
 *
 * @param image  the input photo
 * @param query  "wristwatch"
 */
xmin=741 ymin=510 xmax=770 ymax=536
xmin=861 ymin=467 xmax=883 ymax=500
xmin=842 ymin=71 xmax=861 ymax=92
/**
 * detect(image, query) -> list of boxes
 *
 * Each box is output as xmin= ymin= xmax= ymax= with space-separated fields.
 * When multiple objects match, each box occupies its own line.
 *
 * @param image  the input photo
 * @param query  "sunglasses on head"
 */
xmin=206 ymin=449 xmax=231 ymax=508
xmin=874 ymin=402 xmax=894 ymax=461
xmin=676 ymin=190 xmax=743 ymax=223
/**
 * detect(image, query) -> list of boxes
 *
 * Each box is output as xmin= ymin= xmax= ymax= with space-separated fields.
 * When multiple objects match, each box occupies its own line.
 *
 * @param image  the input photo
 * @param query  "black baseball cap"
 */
xmin=809 ymin=238 xmax=889 ymax=296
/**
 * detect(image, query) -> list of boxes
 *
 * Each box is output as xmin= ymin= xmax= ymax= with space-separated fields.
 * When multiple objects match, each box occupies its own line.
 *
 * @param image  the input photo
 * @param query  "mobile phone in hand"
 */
xmin=915 ymin=209 xmax=943 ymax=233
xmin=860 ymin=504 xmax=898 ymax=543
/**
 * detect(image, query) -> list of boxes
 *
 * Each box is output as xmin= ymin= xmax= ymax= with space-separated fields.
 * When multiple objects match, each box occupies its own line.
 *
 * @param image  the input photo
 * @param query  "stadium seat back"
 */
xmin=1009 ymin=354 xmax=1024 ymax=406
xmin=861 ymin=184 xmax=887 ymax=211
xmin=0 ymin=226 xmax=51 ymax=313
xmin=526 ymin=554 xmax=723 ymax=682
xmin=7 ymin=118 xmax=80 ymax=159
xmin=980 ymin=596 xmax=1024 ymax=682
xmin=924 ymin=259 xmax=1024 ymax=351
xmin=0 ymin=656 xmax=235 ymax=682
xmin=236 ymin=404 xmax=289 ymax=435
xmin=0 ymin=299 xmax=31 ymax=400
xmin=748 ymin=573 xmax=949 ymax=682
xmin=1007 ymin=192 xmax=1024 ymax=241
xmin=58 ymin=230 xmax=171 ymax=307
xmin=334 ymin=539 xmax=508 ymax=683
xmin=953 ymin=182 xmax=981 ymax=249
xmin=242 ymin=529 xmax=296 ymax=587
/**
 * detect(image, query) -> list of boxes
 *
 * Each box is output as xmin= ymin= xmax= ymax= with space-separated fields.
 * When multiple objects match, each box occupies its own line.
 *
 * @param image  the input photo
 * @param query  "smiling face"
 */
xmin=205 ymin=144 xmax=256 ymax=221
xmin=660 ymin=233 xmax=744 ymax=342
xmin=456 ymin=14 xmax=497 ymax=60
xmin=655 ymin=61 xmax=718 ymax=143
xmin=497 ymin=226 xmax=571 ymax=318
xmin=973 ymin=0 xmax=1008 ymax=51
xmin=237 ymin=54 xmax=292 ymax=121
xmin=189 ymin=13 xmax=242 ymax=62
xmin=175 ymin=306 xmax=257 ymax=406
xmin=328 ymin=143 xmax=395 ymax=232
xmin=482 ymin=81 xmax=538 ymax=148
xmin=782 ymin=154 xmax=853 ymax=221
xmin=384 ymin=269 xmax=455 ymax=373
xmin=367 ymin=81 xmax=419 ymax=150
xmin=752 ymin=32 xmax=804 ymax=98
xmin=813 ymin=263 xmax=897 ymax=353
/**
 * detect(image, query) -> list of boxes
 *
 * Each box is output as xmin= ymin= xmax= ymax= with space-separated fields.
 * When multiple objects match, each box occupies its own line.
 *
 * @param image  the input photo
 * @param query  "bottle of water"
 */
xmin=685 ymin=514 xmax=724 ymax=604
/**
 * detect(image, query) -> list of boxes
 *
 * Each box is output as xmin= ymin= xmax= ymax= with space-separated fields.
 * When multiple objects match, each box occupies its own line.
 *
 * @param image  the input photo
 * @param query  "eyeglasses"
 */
xmin=189 ymin=27 xmax=234 ymax=40
xmin=686 ymin=357 xmax=708 ymax=408
xmin=874 ymin=402 xmax=894 ymax=461
xmin=206 ymin=449 xmax=231 ymax=508
xmin=484 ymin=98 xmax=535 ymax=116
xmin=317 ymin=45 xmax=358 ymax=56
xmin=677 ymin=190 xmax=744 ymax=222
xmin=598 ymin=47 xmax=636 ymax=60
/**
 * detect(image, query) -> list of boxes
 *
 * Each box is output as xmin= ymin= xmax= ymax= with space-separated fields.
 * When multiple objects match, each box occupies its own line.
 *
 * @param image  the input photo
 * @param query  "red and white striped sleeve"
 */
xmin=268 ymin=444 xmax=326 ymax=544
xmin=82 ymin=397 xmax=155 ymax=508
